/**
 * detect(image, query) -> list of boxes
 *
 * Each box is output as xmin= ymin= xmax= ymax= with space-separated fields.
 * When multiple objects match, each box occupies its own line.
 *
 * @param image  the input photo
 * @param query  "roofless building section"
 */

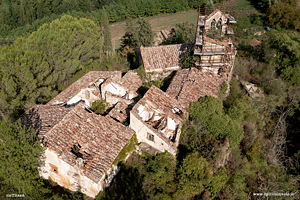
xmin=194 ymin=6 xmax=237 ymax=75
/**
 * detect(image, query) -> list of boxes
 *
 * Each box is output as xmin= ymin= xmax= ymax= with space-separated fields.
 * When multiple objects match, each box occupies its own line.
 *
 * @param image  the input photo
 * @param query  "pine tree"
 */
xmin=77 ymin=0 xmax=91 ymax=12
xmin=0 ymin=119 xmax=46 ymax=196
xmin=62 ymin=0 xmax=79 ymax=12
xmin=102 ymin=8 xmax=112 ymax=53
xmin=122 ymin=18 xmax=154 ymax=48
xmin=0 ymin=15 xmax=104 ymax=118
xmin=135 ymin=18 xmax=154 ymax=47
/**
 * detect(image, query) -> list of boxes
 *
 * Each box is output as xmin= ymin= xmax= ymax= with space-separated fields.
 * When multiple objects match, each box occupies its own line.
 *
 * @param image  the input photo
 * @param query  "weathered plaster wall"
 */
xmin=101 ymin=82 xmax=126 ymax=100
xmin=40 ymin=148 xmax=105 ymax=198
xmin=130 ymin=112 xmax=176 ymax=155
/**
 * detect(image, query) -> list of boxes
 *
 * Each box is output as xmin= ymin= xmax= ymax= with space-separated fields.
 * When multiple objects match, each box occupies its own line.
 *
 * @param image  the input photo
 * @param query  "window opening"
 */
xmin=147 ymin=133 xmax=154 ymax=142
xmin=216 ymin=19 xmax=222 ymax=29
xmin=211 ymin=19 xmax=216 ymax=29
xmin=50 ymin=164 xmax=58 ymax=173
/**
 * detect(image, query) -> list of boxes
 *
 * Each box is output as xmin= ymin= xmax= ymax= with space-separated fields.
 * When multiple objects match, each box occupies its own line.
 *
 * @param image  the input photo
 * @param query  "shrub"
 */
xmin=91 ymin=100 xmax=108 ymax=115
xmin=112 ymin=134 xmax=138 ymax=165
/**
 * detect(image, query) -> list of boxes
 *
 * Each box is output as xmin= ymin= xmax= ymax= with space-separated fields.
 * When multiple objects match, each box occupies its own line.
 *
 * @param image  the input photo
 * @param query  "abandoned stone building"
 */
xmin=19 ymin=8 xmax=237 ymax=198
xmin=166 ymin=67 xmax=227 ymax=112
xmin=137 ymin=43 xmax=194 ymax=80
xmin=194 ymin=8 xmax=237 ymax=75
xmin=100 ymin=70 xmax=142 ymax=106
xmin=130 ymin=86 xmax=183 ymax=156
xmin=21 ymin=71 xmax=136 ymax=198
xmin=136 ymin=8 xmax=237 ymax=81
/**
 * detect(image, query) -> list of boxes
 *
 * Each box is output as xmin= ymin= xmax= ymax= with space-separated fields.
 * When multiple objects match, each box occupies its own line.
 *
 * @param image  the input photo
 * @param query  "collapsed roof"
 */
xmin=131 ymin=86 xmax=183 ymax=151
xmin=47 ymin=71 xmax=121 ymax=106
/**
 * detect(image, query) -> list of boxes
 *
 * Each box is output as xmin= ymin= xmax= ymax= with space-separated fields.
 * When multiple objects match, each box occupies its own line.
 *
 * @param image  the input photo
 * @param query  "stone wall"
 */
xmin=130 ymin=112 xmax=177 ymax=156
xmin=40 ymin=148 xmax=105 ymax=198
xmin=146 ymin=69 xmax=176 ymax=81
xmin=205 ymin=10 xmax=228 ymax=31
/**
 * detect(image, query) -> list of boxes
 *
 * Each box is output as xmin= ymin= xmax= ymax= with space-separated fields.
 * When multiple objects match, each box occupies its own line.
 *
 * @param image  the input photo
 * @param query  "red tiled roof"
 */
xmin=166 ymin=68 xmax=227 ymax=111
xmin=108 ymin=101 xmax=130 ymax=123
xmin=47 ymin=71 xmax=121 ymax=105
xmin=249 ymin=39 xmax=261 ymax=47
xmin=21 ymin=103 xmax=134 ymax=183
xmin=140 ymin=86 xmax=182 ymax=118
xmin=121 ymin=70 xmax=143 ymax=91
xmin=20 ymin=105 xmax=73 ymax=141
xmin=140 ymin=43 xmax=194 ymax=72
xmin=131 ymin=86 xmax=182 ymax=151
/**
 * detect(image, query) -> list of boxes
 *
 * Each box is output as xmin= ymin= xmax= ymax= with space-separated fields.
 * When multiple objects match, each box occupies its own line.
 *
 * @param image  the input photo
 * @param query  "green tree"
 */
xmin=122 ymin=18 xmax=154 ymax=48
xmin=189 ymin=96 xmax=244 ymax=148
xmin=162 ymin=22 xmax=195 ymax=44
xmin=206 ymin=167 xmax=228 ymax=199
xmin=267 ymin=1 xmax=300 ymax=30
xmin=36 ymin=0 xmax=52 ymax=20
xmin=62 ymin=0 xmax=79 ymax=12
xmin=0 ymin=15 xmax=103 ymax=118
xmin=0 ymin=119 xmax=46 ymax=197
xmin=102 ymin=8 xmax=112 ymax=53
xmin=180 ymin=50 xmax=195 ymax=69
xmin=51 ymin=0 xmax=63 ymax=14
xmin=267 ymin=30 xmax=300 ymax=84
xmin=20 ymin=0 xmax=37 ymax=24
xmin=91 ymin=100 xmax=108 ymax=115
xmin=77 ymin=0 xmax=91 ymax=12
xmin=0 ymin=1 xmax=17 ymax=29
xmin=176 ymin=152 xmax=212 ymax=198
xmin=146 ymin=152 xmax=176 ymax=191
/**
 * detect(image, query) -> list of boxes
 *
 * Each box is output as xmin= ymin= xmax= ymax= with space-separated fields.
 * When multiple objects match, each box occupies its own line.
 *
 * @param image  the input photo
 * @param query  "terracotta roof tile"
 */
xmin=249 ymin=39 xmax=261 ymax=47
xmin=47 ymin=71 xmax=121 ymax=105
xmin=166 ymin=68 xmax=227 ymax=111
xmin=140 ymin=43 xmax=194 ymax=72
xmin=21 ymin=103 xmax=134 ymax=183
xmin=131 ymin=86 xmax=182 ymax=151
xmin=108 ymin=101 xmax=131 ymax=123
xmin=20 ymin=105 xmax=73 ymax=140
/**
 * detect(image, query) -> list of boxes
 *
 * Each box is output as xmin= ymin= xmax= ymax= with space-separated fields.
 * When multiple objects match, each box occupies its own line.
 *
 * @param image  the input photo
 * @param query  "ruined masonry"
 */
xmin=20 ymin=8 xmax=237 ymax=198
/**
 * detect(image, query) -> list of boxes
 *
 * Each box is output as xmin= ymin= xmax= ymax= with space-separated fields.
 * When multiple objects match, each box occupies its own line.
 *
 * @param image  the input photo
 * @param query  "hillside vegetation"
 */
xmin=0 ymin=0 xmax=300 ymax=199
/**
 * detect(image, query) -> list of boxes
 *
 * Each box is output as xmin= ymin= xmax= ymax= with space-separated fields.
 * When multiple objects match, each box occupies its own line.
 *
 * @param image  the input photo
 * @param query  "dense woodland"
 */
xmin=1 ymin=0 xmax=300 ymax=199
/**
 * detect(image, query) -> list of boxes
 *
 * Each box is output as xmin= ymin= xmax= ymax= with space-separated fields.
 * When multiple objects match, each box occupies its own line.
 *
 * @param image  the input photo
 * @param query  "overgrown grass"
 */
xmin=112 ymin=134 xmax=138 ymax=166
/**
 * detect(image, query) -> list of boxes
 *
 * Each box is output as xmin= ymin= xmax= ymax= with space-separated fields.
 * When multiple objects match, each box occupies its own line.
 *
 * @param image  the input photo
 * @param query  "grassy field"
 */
xmin=109 ymin=0 xmax=260 ymax=49
xmin=110 ymin=9 xmax=198 ymax=49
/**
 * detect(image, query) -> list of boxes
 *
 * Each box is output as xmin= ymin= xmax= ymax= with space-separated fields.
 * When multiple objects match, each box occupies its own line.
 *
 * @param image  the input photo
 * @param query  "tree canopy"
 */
xmin=122 ymin=18 xmax=154 ymax=48
xmin=0 ymin=119 xmax=45 ymax=197
xmin=162 ymin=22 xmax=195 ymax=45
xmin=189 ymin=96 xmax=244 ymax=148
xmin=0 ymin=15 xmax=103 ymax=119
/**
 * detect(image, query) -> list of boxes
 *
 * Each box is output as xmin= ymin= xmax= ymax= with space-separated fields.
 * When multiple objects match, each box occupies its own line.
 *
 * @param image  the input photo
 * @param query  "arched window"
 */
xmin=211 ymin=19 xmax=216 ymax=29
xmin=217 ymin=18 xmax=222 ymax=29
